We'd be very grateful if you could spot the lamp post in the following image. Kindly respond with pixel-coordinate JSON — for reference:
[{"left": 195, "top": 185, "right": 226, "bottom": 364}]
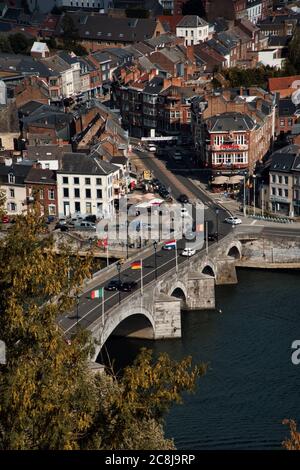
[
  {"left": 116, "top": 261, "right": 122, "bottom": 304},
  {"left": 261, "top": 180, "right": 264, "bottom": 217},
  {"left": 243, "top": 175, "right": 246, "bottom": 217},
  {"left": 215, "top": 207, "right": 219, "bottom": 243},
  {"left": 126, "top": 220, "right": 129, "bottom": 259},
  {"left": 76, "top": 295, "right": 80, "bottom": 327},
  {"left": 253, "top": 175, "right": 256, "bottom": 216},
  {"left": 153, "top": 240, "right": 158, "bottom": 280}
]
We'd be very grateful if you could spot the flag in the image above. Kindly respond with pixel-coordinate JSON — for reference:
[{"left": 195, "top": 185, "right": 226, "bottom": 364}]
[
  {"left": 91, "top": 288, "right": 103, "bottom": 299},
  {"left": 131, "top": 261, "right": 142, "bottom": 270},
  {"left": 164, "top": 240, "right": 176, "bottom": 248},
  {"left": 196, "top": 224, "right": 204, "bottom": 232}
]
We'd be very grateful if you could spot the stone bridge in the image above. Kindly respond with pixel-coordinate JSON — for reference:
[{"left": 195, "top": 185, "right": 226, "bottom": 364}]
[{"left": 89, "top": 233, "right": 243, "bottom": 361}]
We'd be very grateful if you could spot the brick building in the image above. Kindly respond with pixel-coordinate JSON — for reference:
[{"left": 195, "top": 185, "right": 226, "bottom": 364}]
[
  {"left": 25, "top": 167, "right": 58, "bottom": 217},
  {"left": 191, "top": 87, "right": 276, "bottom": 173}
]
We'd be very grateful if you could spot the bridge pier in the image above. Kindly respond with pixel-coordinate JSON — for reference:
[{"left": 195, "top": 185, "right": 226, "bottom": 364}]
[
  {"left": 215, "top": 259, "right": 237, "bottom": 285},
  {"left": 153, "top": 295, "right": 182, "bottom": 339},
  {"left": 185, "top": 273, "right": 215, "bottom": 310}
]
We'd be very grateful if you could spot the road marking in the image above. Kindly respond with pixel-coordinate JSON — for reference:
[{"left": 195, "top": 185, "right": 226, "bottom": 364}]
[{"left": 250, "top": 220, "right": 257, "bottom": 225}]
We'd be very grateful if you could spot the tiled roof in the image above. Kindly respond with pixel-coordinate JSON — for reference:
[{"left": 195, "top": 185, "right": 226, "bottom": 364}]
[
  {"left": 268, "top": 75, "right": 300, "bottom": 92},
  {"left": 177, "top": 15, "right": 208, "bottom": 28}
]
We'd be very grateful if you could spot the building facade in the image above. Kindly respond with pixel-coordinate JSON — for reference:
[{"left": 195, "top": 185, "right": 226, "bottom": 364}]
[{"left": 176, "top": 16, "right": 209, "bottom": 46}]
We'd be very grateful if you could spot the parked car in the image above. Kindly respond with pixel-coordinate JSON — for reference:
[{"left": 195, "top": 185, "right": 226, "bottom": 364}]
[
  {"left": 120, "top": 280, "right": 138, "bottom": 292},
  {"left": 105, "top": 279, "right": 123, "bottom": 291},
  {"left": 178, "top": 194, "right": 189, "bottom": 204},
  {"left": 146, "top": 144, "right": 157, "bottom": 152},
  {"left": 1, "top": 215, "right": 9, "bottom": 224},
  {"left": 60, "top": 225, "right": 69, "bottom": 232},
  {"left": 181, "top": 247, "right": 196, "bottom": 257},
  {"left": 208, "top": 232, "right": 218, "bottom": 241},
  {"left": 173, "top": 151, "right": 183, "bottom": 161},
  {"left": 224, "top": 216, "right": 242, "bottom": 225},
  {"left": 85, "top": 214, "right": 97, "bottom": 223},
  {"left": 75, "top": 221, "right": 96, "bottom": 230}
]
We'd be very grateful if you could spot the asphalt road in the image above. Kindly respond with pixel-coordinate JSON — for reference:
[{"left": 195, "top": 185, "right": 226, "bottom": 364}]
[{"left": 59, "top": 149, "right": 235, "bottom": 336}]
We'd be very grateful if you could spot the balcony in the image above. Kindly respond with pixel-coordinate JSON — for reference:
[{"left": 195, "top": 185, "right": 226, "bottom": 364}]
[{"left": 210, "top": 143, "right": 248, "bottom": 151}]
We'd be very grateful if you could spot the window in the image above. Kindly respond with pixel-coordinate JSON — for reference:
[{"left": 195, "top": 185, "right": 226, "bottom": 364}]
[
  {"left": 48, "top": 204, "right": 56, "bottom": 215},
  {"left": 284, "top": 189, "right": 288, "bottom": 198},
  {"left": 86, "top": 202, "right": 92, "bottom": 214},
  {"left": 9, "top": 189, "right": 15, "bottom": 198},
  {"left": 8, "top": 202, "right": 16, "bottom": 212},
  {"left": 272, "top": 174, "right": 276, "bottom": 183},
  {"left": 48, "top": 189, "right": 55, "bottom": 200},
  {"left": 284, "top": 176, "right": 288, "bottom": 185},
  {"left": 278, "top": 188, "right": 282, "bottom": 196},
  {"left": 278, "top": 176, "right": 282, "bottom": 184},
  {"left": 96, "top": 178, "right": 102, "bottom": 185},
  {"left": 75, "top": 201, "right": 81, "bottom": 213},
  {"left": 39, "top": 189, "right": 44, "bottom": 200},
  {"left": 63, "top": 177, "right": 68, "bottom": 184},
  {"left": 288, "top": 118, "right": 293, "bottom": 127},
  {"left": 280, "top": 119, "right": 285, "bottom": 127},
  {"left": 74, "top": 188, "right": 80, "bottom": 198},
  {"left": 85, "top": 188, "right": 91, "bottom": 198},
  {"left": 8, "top": 173, "right": 15, "bottom": 184},
  {"left": 272, "top": 187, "right": 276, "bottom": 195},
  {"left": 85, "top": 177, "right": 91, "bottom": 185},
  {"left": 97, "top": 189, "right": 102, "bottom": 199},
  {"left": 63, "top": 188, "right": 69, "bottom": 198},
  {"left": 74, "top": 177, "right": 79, "bottom": 185}
]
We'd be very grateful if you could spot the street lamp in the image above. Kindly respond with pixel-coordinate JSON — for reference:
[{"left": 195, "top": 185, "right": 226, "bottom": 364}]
[
  {"left": 116, "top": 261, "right": 122, "bottom": 304},
  {"left": 253, "top": 175, "right": 256, "bottom": 216},
  {"left": 215, "top": 207, "right": 219, "bottom": 243},
  {"left": 126, "top": 220, "right": 129, "bottom": 259},
  {"left": 153, "top": 240, "right": 158, "bottom": 280}
]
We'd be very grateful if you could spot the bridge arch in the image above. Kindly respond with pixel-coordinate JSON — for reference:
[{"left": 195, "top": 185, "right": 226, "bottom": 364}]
[
  {"left": 226, "top": 241, "right": 242, "bottom": 259},
  {"left": 168, "top": 281, "right": 188, "bottom": 302},
  {"left": 92, "top": 305, "right": 155, "bottom": 361},
  {"left": 201, "top": 260, "right": 216, "bottom": 277}
]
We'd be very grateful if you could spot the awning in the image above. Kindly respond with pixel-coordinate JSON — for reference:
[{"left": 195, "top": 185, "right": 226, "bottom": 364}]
[
  {"left": 211, "top": 176, "right": 229, "bottom": 185},
  {"left": 228, "top": 175, "right": 244, "bottom": 184}
]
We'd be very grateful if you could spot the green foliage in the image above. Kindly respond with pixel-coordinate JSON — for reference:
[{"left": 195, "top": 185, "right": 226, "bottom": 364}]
[
  {"left": 282, "top": 419, "right": 300, "bottom": 450},
  {"left": 0, "top": 212, "right": 207, "bottom": 450},
  {"left": 0, "top": 35, "right": 12, "bottom": 53},
  {"left": 71, "top": 43, "right": 88, "bottom": 56},
  {"left": 223, "top": 66, "right": 284, "bottom": 89},
  {"left": 286, "top": 29, "right": 300, "bottom": 74},
  {"left": 8, "top": 33, "right": 33, "bottom": 55},
  {"left": 62, "top": 14, "right": 78, "bottom": 41},
  {"left": 82, "top": 348, "right": 207, "bottom": 450}
]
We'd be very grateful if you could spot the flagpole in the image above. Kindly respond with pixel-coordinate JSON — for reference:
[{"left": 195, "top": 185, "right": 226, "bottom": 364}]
[
  {"left": 106, "top": 239, "right": 109, "bottom": 267},
  {"left": 140, "top": 259, "right": 143, "bottom": 310},
  {"left": 175, "top": 240, "right": 178, "bottom": 274},
  {"left": 102, "top": 288, "right": 105, "bottom": 327}
]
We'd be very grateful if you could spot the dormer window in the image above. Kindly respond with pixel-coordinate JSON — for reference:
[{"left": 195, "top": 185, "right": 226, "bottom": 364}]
[{"left": 8, "top": 173, "right": 15, "bottom": 184}]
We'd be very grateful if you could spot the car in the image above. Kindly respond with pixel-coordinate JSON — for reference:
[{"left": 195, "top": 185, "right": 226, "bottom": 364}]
[
  {"left": 208, "top": 232, "right": 218, "bottom": 241},
  {"left": 85, "top": 214, "right": 97, "bottom": 223},
  {"left": 178, "top": 194, "right": 189, "bottom": 204},
  {"left": 1, "top": 215, "right": 9, "bottom": 224},
  {"left": 105, "top": 279, "right": 123, "bottom": 291},
  {"left": 181, "top": 247, "right": 196, "bottom": 257},
  {"left": 55, "top": 222, "right": 66, "bottom": 230},
  {"left": 224, "top": 216, "right": 242, "bottom": 225},
  {"left": 146, "top": 144, "right": 157, "bottom": 152},
  {"left": 60, "top": 225, "right": 69, "bottom": 232},
  {"left": 159, "top": 190, "right": 170, "bottom": 199},
  {"left": 162, "top": 243, "right": 176, "bottom": 251},
  {"left": 120, "top": 280, "right": 138, "bottom": 292},
  {"left": 180, "top": 207, "right": 192, "bottom": 218},
  {"left": 75, "top": 221, "right": 96, "bottom": 230},
  {"left": 183, "top": 229, "right": 195, "bottom": 240},
  {"left": 173, "top": 152, "right": 183, "bottom": 161}
]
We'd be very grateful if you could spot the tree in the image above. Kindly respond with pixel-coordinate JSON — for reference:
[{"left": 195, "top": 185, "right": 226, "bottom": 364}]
[
  {"left": 81, "top": 349, "right": 207, "bottom": 450},
  {"left": 0, "top": 211, "right": 206, "bottom": 450},
  {"left": 62, "top": 14, "right": 78, "bottom": 42},
  {"left": 8, "top": 33, "right": 32, "bottom": 55},
  {"left": 0, "top": 35, "right": 12, "bottom": 53},
  {"left": 282, "top": 420, "right": 300, "bottom": 450},
  {"left": 0, "top": 211, "right": 95, "bottom": 449},
  {"left": 286, "top": 29, "right": 300, "bottom": 74}
]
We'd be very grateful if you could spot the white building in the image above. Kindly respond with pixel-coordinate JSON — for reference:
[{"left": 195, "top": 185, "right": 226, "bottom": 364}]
[
  {"left": 42, "top": 53, "right": 81, "bottom": 99},
  {"left": 0, "top": 80, "right": 7, "bottom": 105},
  {"left": 0, "top": 160, "right": 32, "bottom": 215},
  {"left": 176, "top": 15, "right": 209, "bottom": 46},
  {"left": 31, "top": 42, "right": 50, "bottom": 59},
  {"left": 56, "top": 152, "right": 119, "bottom": 218},
  {"left": 246, "top": 0, "right": 263, "bottom": 24},
  {"left": 56, "top": 0, "right": 112, "bottom": 11},
  {"left": 257, "top": 49, "right": 285, "bottom": 69}
]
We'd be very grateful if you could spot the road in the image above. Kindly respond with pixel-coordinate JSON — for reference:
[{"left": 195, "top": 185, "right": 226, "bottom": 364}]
[{"left": 58, "top": 148, "right": 245, "bottom": 337}]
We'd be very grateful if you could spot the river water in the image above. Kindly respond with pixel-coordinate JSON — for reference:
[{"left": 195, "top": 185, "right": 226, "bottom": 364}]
[{"left": 104, "top": 269, "right": 300, "bottom": 450}]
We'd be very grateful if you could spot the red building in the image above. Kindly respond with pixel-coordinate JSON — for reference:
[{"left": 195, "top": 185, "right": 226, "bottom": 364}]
[{"left": 25, "top": 167, "right": 58, "bottom": 217}]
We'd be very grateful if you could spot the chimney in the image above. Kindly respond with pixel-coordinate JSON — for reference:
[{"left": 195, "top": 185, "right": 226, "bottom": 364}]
[
  {"left": 240, "top": 86, "right": 244, "bottom": 96},
  {"left": 186, "top": 45, "right": 195, "bottom": 63}
]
